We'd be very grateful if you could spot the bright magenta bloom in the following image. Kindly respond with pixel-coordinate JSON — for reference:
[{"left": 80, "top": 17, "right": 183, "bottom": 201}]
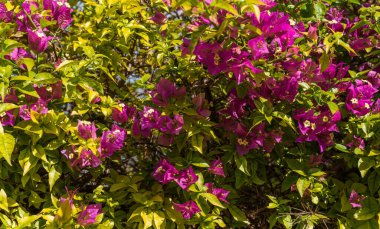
[
  {"left": 72, "top": 149, "right": 101, "bottom": 168},
  {"left": 346, "top": 80, "right": 378, "bottom": 117},
  {"left": 205, "top": 183, "right": 230, "bottom": 203},
  {"left": 173, "top": 201, "right": 200, "bottom": 219},
  {"left": 99, "top": 124, "right": 126, "bottom": 157},
  {"left": 208, "top": 158, "right": 225, "bottom": 177},
  {"left": 349, "top": 190, "right": 365, "bottom": 208},
  {"left": 34, "top": 81, "right": 63, "bottom": 101},
  {"left": 112, "top": 103, "right": 136, "bottom": 123},
  {"left": 0, "top": 3, "right": 13, "bottom": 22},
  {"left": 78, "top": 204, "right": 102, "bottom": 226},
  {"left": 77, "top": 121, "right": 97, "bottom": 140},
  {"left": 151, "top": 78, "right": 186, "bottom": 107},
  {"left": 27, "top": 28, "right": 53, "bottom": 53},
  {"left": 151, "top": 12, "right": 166, "bottom": 25},
  {"left": 43, "top": 0, "right": 73, "bottom": 29},
  {"left": 174, "top": 166, "right": 198, "bottom": 190},
  {"left": 152, "top": 159, "right": 179, "bottom": 184},
  {"left": 5, "top": 48, "right": 33, "bottom": 69}
]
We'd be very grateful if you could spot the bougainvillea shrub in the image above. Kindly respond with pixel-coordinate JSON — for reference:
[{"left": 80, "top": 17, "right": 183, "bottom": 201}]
[{"left": 0, "top": 0, "right": 379, "bottom": 228}]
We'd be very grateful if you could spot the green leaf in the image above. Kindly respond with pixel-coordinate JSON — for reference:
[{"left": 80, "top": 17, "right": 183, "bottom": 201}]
[
  {"left": 32, "top": 145, "right": 48, "bottom": 162},
  {"left": 368, "top": 170, "right": 380, "bottom": 195},
  {"left": 200, "top": 193, "right": 225, "bottom": 208},
  {"left": 235, "top": 155, "right": 250, "bottom": 176},
  {"left": 314, "top": 2, "right": 326, "bottom": 19},
  {"left": 48, "top": 165, "right": 62, "bottom": 191},
  {"left": 319, "top": 51, "right": 330, "bottom": 72},
  {"left": 191, "top": 157, "right": 209, "bottom": 168},
  {"left": 0, "top": 133, "right": 15, "bottom": 165},
  {"left": 110, "top": 183, "right": 128, "bottom": 192},
  {"left": 0, "top": 189, "right": 8, "bottom": 213},
  {"left": 268, "top": 214, "right": 278, "bottom": 229},
  {"left": 211, "top": 0, "right": 239, "bottom": 16},
  {"left": 15, "top": 215, "right": 41, "bottom": 229},
  {"left": 337, "top": 39, "right": 356, "bottom": 55},
  {"left": 327, "top": 101, "right": 339, "bottom": 114},
  {"left": 334, "top": 144, "right": 349, "bottom": 153},
  {"left": 0, "top": 103, "right": 18, "bottom": 114},
  {"left": 228, "top": 205, "right": 248, "bottom": 224},
  {"left": 83, "top": 46, "right": 95, "bottom": 58},
  {"left": 97, "top": 219, "right": 115, "bottom": 229},
  {"left": 354, "top": 197, "right": 379, "bottom": 221},
  {"left": 191, "top": 134, "right": 204, "bottom": 154},
  {"left": 296, "top": 178, "right": 310, "bottom": 197},
  {"left": 141, "top": 210, "right": 153, "bottom": 229},
  {"left": 358, "top": 158, "right": 375, "bottom": 177},
  {"left": 279, "top": 215, "right": 292, "bottom": 229},
  {"left": 21, "top": 58, "right": 35, "bottom": 72},
  {"left": 285, "top": 159, "right": 306, "bottom": 176},
  {"left": 153, "top": 211, "right": 166, "bottom": 229}
]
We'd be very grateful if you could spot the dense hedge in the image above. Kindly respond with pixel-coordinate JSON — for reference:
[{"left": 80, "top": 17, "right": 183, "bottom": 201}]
[{"left": 0, "top": 0, "right": 379, "bottom": 228}]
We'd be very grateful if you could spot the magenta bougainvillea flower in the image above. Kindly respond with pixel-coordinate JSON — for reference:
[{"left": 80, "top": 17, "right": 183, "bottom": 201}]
[
  {"left": 16, "top": 1, "right": 41, "bottom": 31},
  {"left": 77, "top": 120, "right": 97, "bottom": 140},
  {"left": 294, "top": 108, "right": 341, "bottom": 152},
  {"left": 152, "top": 159, "right": 179, "bottom": 184},
  {"left": 111, "top": 103, "right": 136, "bottom": 123},
  {"left": 319, "top": 63, "right": 349, "bottom": 90},
  {"left": 158, "top": 114, "right": 184, "bottom": 135},
  {"left": 27, "top": 28, "right": 53, "bottom": 53},
  {"left": 78, "top": 204, "right": 102, "bottom": 226},
  {"left": 248, "top": 36, "right": 269, "bottom": 59},
  {"left": 99, "top": 124, "right": 126, "bottom": 157},
  {"left": 326, "top": 8, "right": 345, "bottom": 32},
  {"left": 4, "top": 90, "right": 18, "bottom": 104},
  {"left": 151, "top": 12, "right": 166, "bottom": 25},
  {"left": 19, "top": 105, "right": 31, "bottom": 121},
  {"left": 193, "top": 42, "right": 232, "bottom": 75},
  {"left": 235, "top": 124, "right": 258, "bottom": 156},
  {"left": 173, "top": 201, "right": 200, "bottom": 219},
  {"left": 151, "top": 78, "right": 186, "bottom": 107},
  {"left": 208, "top": 158, "right": 225, "bottom": 177},
  {"left": 30, "top": 99, "right": 49, "bottom": 115},
  {"left": 258, "top": 0, "right": 277, "bottom": 10},
  {"left": 222, "top": 92, "right": 248, "bottom": 119},
  {"left": 140, "top": 106, "right": 160, "bottom": 130},
  {"left": 33, "top": 81, "right": 63, "bottom": 101},
  {"left": 259, "top": 77, "right": 299, "bottom": 103},
  {"left": 162, "top": 0, "right": 171, "bottom": 7},
  {"left": 0, "top": 111, "right": 16, "bottom": 127},
  {"left": 61, "top": 145, "right": 77, "bottom": 165},
  {"left": 132, "top": 106, "right": 161, "bottom": 138},
  {"left": 174, "top": 166, "right": 198, "bottom": 190},
  {"left": 349, "top": 190, "right": 365, "bottom": 208},
  {"left": 346, "top": 80, "right": 378, "bottom": 116},
  {"left": 205, "top": 183, "right": 230, "bottom": 203},
  {"left": 72, "top": 149, "right": 101, "bottom": 168},
  {"left": 0, "top": 3, "right": 13, "bottom": 22},
  {"left": 192, "top": 94, "right": 211, "bottom": 117},
  {"left": 272, "top": 77, "right": 299, "bottom": 103},
  {"left": 347, "top": 136, "right": 365, "bottom": 149},
  {"left": 229, "top": 59, "right": 263, "bottom": 85},
  {"left": 43, "top": 0, "right": 73, "bottom": 29},
  {"left": 5, "top": 48, "right": 33, "bottom": 69}
]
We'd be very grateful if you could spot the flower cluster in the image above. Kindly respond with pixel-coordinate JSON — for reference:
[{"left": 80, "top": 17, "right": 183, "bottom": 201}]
[
  {"left": 231, "top": 123, "right": 283, "bottom": 155},
  {"left": 1, "top": 0, "right": 73, "bottom": 54},
  {"left": 153, "top": 158, "right": 229, "bottom": 219},
  {"left": 294, "top": 108, "right": 341, "bottom": 152},
  {"left": 61, "top": 121, "right": 126, "bottom": 168}
]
